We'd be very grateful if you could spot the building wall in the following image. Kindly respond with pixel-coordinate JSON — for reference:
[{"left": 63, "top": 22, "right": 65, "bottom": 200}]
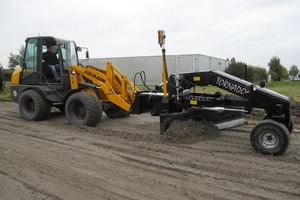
[{"left": 81, "top": 54, "right": 228, "bottom": 85}]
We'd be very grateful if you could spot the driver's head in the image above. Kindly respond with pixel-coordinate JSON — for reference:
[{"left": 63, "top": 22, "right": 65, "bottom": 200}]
[{"left": 47, "top": 45, "right": 57, "bottom": 53}]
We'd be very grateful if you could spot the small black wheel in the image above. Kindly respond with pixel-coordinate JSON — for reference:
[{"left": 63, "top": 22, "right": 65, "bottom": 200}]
[
  {"left": 264, "top": 115, "right": 294, "bottom": 134},
  {"left": 65, "top": 92, "right": 102, "bottom": 126},
  {"left": 104, "top": 104, "right": 130, "bottom": 118},
  {"left": 250, "top": 119, "right": 290, "bottom": 156},
  {"left": 18, "top": 89, "right": 51, "bottom": 121}
]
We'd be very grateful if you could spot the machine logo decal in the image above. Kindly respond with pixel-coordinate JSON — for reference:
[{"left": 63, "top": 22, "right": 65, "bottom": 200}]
[
  {"left": 216, "top": 77, "right": 249, "bottom": 95},
  {"left": 85, "top": 70, "right": 106, "bottom": 83}
]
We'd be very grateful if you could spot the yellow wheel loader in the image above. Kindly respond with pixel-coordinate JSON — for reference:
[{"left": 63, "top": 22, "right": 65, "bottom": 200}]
[{"left": 10, "top": 36, "right": 138, "bottom": 126}]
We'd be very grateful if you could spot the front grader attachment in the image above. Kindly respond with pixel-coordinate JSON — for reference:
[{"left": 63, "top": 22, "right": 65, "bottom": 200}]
[
  {"left": 131, "top": 69, "right": 293, "bottom": 156},
  {"left": 130, "top": 30, "right": 293, "bottom": 156}
]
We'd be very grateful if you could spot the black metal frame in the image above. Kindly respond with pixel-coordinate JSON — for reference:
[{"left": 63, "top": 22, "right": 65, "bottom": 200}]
[{"left": 131, "top": 70, "right": 292, "bottom": 132}]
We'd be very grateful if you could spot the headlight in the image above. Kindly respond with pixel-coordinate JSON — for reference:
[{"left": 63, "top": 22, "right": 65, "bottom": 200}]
[{"left": 71, "top": 69, "right": 76, "bottom": 75}]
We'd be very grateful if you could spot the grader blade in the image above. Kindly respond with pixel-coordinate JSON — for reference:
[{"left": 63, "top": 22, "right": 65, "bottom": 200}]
[{"left": 159, "top": 109, "right": 245, "bottom": 134}]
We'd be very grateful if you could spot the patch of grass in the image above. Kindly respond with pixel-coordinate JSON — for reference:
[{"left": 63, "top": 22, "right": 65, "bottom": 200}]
[
  {"left": 0, "top": 82, "right": 12, "bottom": 101},
  {"left": 267, "top": 81, "right": 300, "bottom": 101},
  {"left": 268, "top": 81, "right": 300, "bottom": 87}
]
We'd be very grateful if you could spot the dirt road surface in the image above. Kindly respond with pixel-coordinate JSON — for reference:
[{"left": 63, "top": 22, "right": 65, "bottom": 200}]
[{"left": 0, "top": 102, "right": 299, "bottom": 200}]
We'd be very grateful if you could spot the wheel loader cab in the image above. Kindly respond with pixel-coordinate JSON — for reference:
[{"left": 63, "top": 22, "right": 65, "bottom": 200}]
[
  {"left": 20, "top": 36, "right": 78, "bottom": 85},
  {"left": 10, "top": 36, "right": 81, "bottom": 104}
]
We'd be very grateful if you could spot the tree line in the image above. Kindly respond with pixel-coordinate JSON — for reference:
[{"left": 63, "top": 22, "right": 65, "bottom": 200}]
[
  {"left": 225, "top": 56, "right": 299, "bottom": 83},
  {"left": 6, "top": 45, "right": 300, "bottom": 83}
]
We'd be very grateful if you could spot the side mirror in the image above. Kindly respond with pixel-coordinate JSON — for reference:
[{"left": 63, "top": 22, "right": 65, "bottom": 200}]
[{"left": 77, "top": 46, "right": 89, "bottom": 59}]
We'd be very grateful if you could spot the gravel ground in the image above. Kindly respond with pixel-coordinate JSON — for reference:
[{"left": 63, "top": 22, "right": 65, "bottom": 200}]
[{"left": 0, "top": 102, "right": 299, "bottom": 200}]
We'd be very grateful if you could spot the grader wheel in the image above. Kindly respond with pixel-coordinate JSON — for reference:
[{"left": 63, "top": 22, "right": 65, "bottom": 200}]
[{"left": 250, "top": 119, "right": 290, "bottom": 156}]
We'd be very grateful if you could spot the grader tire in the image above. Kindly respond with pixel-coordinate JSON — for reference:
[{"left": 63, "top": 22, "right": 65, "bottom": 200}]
[
  {"left": 250, "top": 119, "right": 290, "bottom": 156},
  {"left": 65, "top": 92, "right": 102, "bottom": 127},
  {"left": 18, "top": 89, "right": 51, "bottom": 121}
]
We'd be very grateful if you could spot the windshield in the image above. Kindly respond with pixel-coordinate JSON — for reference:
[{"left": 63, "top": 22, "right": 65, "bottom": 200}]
[{"left": 60, "top": 41, "right": 78, "bottom": 70}]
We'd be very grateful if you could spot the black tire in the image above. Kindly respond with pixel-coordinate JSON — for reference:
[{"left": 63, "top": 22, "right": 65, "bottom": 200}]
[
  {"left": 264, "top": 115, "right": 294, "bottom": 134},
  {"left": 287, "top": 117, "right": 295, "bottom": 134},
  {"left": 18, "top": 89, "right": 51, "bottom": 121},
  {"left": 65, "top": 92, "right": 102, "bottom": 126},
  {"left": 104, "top": 104, "right": 130, "bottom": 118},
  {"left": 250, "top": 119, "right": 290, "bottom": 156}
]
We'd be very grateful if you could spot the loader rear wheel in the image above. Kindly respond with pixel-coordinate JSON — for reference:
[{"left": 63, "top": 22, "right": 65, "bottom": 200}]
[
  {"left": 65, "top": 92, "right": 102, "bottom": 126},
  {"left": 104, "top": 105, "right": 130, "bottom": 118},
  {"left": 19, "top": 89, "right": 51, "bottom": 121},
  {"left": 250, "top": 119, "right": 290, "bottom": 156}
]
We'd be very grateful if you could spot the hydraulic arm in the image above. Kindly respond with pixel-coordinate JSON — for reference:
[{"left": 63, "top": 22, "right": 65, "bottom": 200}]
[{"left": 69, "top": 62, "right": 139, "bottom": 112}]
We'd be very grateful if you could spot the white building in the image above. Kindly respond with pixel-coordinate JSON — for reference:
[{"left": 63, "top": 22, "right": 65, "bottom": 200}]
[{"left": 81, "top": 54, "right": 229, "bottom": 85}]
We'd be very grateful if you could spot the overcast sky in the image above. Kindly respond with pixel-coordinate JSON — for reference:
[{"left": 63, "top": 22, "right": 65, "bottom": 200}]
[{"left": 1, "top": 0, "right": 299, "bottom": 70}]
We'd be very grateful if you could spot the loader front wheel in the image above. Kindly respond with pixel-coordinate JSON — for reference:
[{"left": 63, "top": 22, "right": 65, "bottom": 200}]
[
  {"left": 250, "top": 119, "right": 290, "bottom": 156},
  {"left": 65, "top": 92, "right": 102, "bottom": 126},
  {"left": 19, "top": 89, "right": 51, "bottom": 121}
]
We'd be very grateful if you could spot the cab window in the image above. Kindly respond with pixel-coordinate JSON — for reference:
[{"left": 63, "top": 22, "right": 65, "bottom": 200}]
[
  {"left": 23, "top": 38, "right": 38, "bottom": 77},
  {"left": 60, "top": 42, "right": 78, "bottom": 70}
]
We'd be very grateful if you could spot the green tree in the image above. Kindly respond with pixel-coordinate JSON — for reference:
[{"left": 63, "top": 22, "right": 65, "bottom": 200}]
[
  {"left": 8, "top": 45, "right": 25, "bottom": 70},
  {"left": 268, "top": 56, "right": 285, "bottom": 81},
  {"left": 225, "top": 58, "right": 248, "bottom": 79},
  {"left": 281, "top": 66, "right": 289, "bottom": 80},
  {"left": 225, "top": 57, "right": 267, "bottom": 83},
  {"left": 251, "top": 67, "right": 268, "bottom": 83},
  {"left": 269, "top": 70, "right": 278, "bottom": 82},
  {"left": 289, "top": 65, "right": 299, "bottom": 80}
]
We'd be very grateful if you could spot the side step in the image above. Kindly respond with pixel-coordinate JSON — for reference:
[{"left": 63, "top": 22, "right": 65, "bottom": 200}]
[{"left": 159, "top": 109, "right": 245, "bottom": 134}]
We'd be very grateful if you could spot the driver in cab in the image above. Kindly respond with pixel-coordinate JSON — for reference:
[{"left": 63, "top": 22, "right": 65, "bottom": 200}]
[{"left": 43, "top": 45, "right": 60, "bottom": 82}]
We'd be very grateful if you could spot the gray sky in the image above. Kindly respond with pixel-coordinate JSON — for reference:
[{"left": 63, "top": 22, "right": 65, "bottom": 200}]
[{"left": 1, "top": 0, "right": 299, "bottom": 70}]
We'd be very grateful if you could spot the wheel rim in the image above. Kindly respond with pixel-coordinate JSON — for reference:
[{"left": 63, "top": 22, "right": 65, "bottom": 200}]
[
  {"left": 72, "top": 102, "right": 86, "bottom": 121},
  {"left": 259, "top": 131, "right": 279, "bottom": 149},
  {"left": 23, "top": 98, "right": 35, "bottom": 115}
]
